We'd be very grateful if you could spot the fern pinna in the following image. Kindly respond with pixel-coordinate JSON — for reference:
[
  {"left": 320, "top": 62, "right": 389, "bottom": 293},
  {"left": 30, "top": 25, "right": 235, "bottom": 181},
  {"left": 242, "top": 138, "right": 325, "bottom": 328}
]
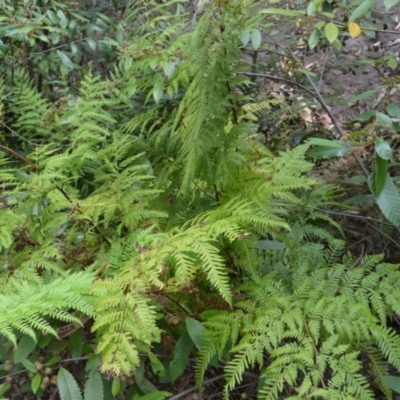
[{"left": 197, "top": 239, "right": 400, "bottom": 399}]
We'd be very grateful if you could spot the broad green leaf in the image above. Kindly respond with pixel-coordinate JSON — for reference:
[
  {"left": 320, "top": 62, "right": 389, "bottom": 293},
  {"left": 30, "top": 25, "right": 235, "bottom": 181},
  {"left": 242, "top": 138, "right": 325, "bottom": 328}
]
[
  {"left": 111, "top": 379, "right": 120, "bottom": 397},
  {"left": 307, "top": 1, "right": 317, "bottom": 15},
  {"left": 148, "top": 352, "right": 164, "bottom": 375},
  {"left": 84, "top": 370, "right": 103, "bottom": 400},
  {"left": 382, "top": 376, "right": 400, "bottom": 392},
  {"left": 14, "top": 335, "right": 36, "bottom": 363},
  {"left": 307, "top": 146, "right": 352, "bottom": 159},
  {"left": 386, "top": 103, "right": 400, "bottom": 118},
  {"left": 308, "top": 138, "right": 351, "bottom": 148},
  {"left": 46, "top": 356, "right": 62, "bottom": 366},
  {"left": 383, "top": 0, "right": 399, "bottom": 10},
  {"left": 252, "top": 29, "right": 262, "bottom": 50},
  {"left": 56, "top": 51, "right": 75, "bottom": 69},
  {"left": 0, "top": 384, "right": 11, "bottom": 397},
  {"left": 240, "top": 31, "right": 251, "bottom": 46},
  {"left": 325, "top": 22, "right": 339, "bottom": 43},
  {"left": 308, "top": 29, "right": 320, "bottom": 50},
  {"left": 57, "top": 10, "right": 68, "bottom": 29},
  {"left": 375, "top": 112, "right": 393, "bottom": 130},
  {"left": 169, "top": 331, "right": 193, "bottom": 382},
  {"left": 87, "top": 38, "right": 96, "bottom": 51},
  {"left": 186, "top": 317, "right": 206, "bottom": 350},
  {"left": 387, "top": 56, "right": 398, "bottom": 70},
  {"left": 85, "top": 354, "right": 101, "bottom": 371},
  {"left": 20, "top": 358, "right": 37, "bottom": 372},
  {"left": 138, "top": 392, "right": 171, "bottom": 400},
  {"left": 58, "top": 367, "right": 83, "bottom": 400},
  {"left": 369, "top": 173, "right": 400, "bottom": 226},
  {"left": 349, "top": 0, "right": 376, "bottom": 22},
  {"left": 375, "top": 137, "right": 392, "bottom": 160},
  {"left": 163, "top": 61, "right": 175, "bottom": 79},
  {"left": 374, "top": 156, "right": 388, "bottom": 196},
  {"left": 260, "top": 8, "right": 304, "bottom": 16},
  {"left": 68, "top": 330, "right": 83, "bottom": 359},
  {"left": 136, "top": 376, "right": 158, "bottom": 394},
  {"left": 31, "top": 374, "right": 41, "bottom": 394},
  {"left": 332, "top": 39, "right": 342, "bottom": 50}
]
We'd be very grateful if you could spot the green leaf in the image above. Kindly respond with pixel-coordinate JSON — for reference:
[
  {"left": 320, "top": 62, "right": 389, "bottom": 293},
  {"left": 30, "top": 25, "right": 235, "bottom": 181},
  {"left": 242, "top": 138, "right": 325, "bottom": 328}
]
[
  {"left": 375, "top": 112, "right": 393, "bottom": 131},
  {"left": 260, "top": 8, "right": 304, "bottom": 16},
  {"left": 111, "top": 379, "right": 120, "bottom": 397},
  {"left": 349, "top": 0, "right": 376, "bottom": 22},
  {"left": 375, "top": 137, "right": 392, "bottom": 160},
  {"left": 383, "top": 0, "right": 399, "bottom": 10},
  {"left": 14, "top": 335, "right": 36, "bottom": 363},
  {"left": 56, "top": 51, "right": 75, "bottom": 69},
  {"left": 20, "top": 358, "right": 37, "bottom": 373},
  {"left": 325, "top": 22, "right": 339, "bottom": 43},
  {"left": 46, "top": 356, "right": 62, "bottom": 366},
  {"left": 84, "top": 370, "right": 103, "bottom": 400},
  {"left": 31, "top": 374, "right": 42, "bottom": 394},
  {"left": 85, "top": 355, "right": 101, "bottom": 371},
  {"left": 369, "top": 173, "right": 400, "bottom": 225},
  {"left": 251, "top": 29, "right": 262, "bottom": 50},
  {"left": 386, "top": 103, "right": 400, "bottom": 118},
  {"left": 87, "top": 38, "right": 96, "bottom": 51},
  {"left": 169, "top": 331, "right": 193, "bottom": 382},
  {"left": 68, "top": 330, "right": 83, "bottom": 359},
  {"left": 163, "top": 61, "right": 175, "bottom": 79},
  {"left": 185, "top": 318, "right": 206, "bottom": 350},
  {"left": 0, "top": 383, "right": 11, "bottom": 397},
  {"left": 374, "top": 156, "right": 388, "bottom": 196},
  {"left": 148, "top": 352, "right": 164, "bottom": 375},
  {"left": 382, "top": 375, "right": 400, "bottom": 392},
  {"left": 58, "top": 367, "right": 83, "bottom": 400},
  {"left": 138, "top": 392, "right": 171, "bottom": 400},
  {"left": 307, "top": 146, "right": 352, "bottom": 159},
  {"left": 339, "top": 89, "right": 380, "bottom": 104},
  {"left": 308, "top": 29, "right": 320, "bottom": 50},
  {"left": 57, "top": 10, "right": 69, "bottom": 29},
  {"left": 387, "top": 55, "right": 398, "bottom": 70},
  {"left": 240, "top": 31, "right": 251, "bottom": 46}
]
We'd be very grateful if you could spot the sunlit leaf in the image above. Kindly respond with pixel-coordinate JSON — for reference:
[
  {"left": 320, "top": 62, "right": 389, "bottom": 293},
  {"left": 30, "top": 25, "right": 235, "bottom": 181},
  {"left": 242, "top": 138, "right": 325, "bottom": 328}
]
[
  {"left": 58, "top": 368, "right": 83, "bottom": 400},
  {"left": 325, "top": 22, "right": 339, "bottom": 43}
]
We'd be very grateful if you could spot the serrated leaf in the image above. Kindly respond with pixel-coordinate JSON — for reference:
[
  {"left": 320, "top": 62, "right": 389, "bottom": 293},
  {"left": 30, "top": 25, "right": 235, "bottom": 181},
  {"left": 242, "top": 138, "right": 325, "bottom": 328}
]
[
  {"left": 31, "top": 374, "right": 41, "bottom": 394},
  {"left": 383, "top": 0, "right": 399, "bottom": 10},
  {"left": 374, "top": 156, "right": 388, "bottom": 196},
  {"left": 251, "top": 29, "right": 262, "bottom": 50},
  {"left": 375, "top": 137, "right": 392, "bottom": 160},
  {"left": 14, "top": 335, "right": 36, "bottom": 363},
  {"left": 186, "top": 318, "right": 206, "bottom": 350},
  {"left": 325, "top": 22, "right": 339, "bottom": 43},
  {"left": 308, "top": 29, "right": 320, "bottom": 50},
  {"left": 84, "top": 370, "right": 103, "bottom": 400},
  {"left": 349, "top": 0, "right": 376, "bottom": 22},
  {"left": 349, "top": 22, "right": 362, "bottom": 38},
  {"left": 169, "top": 331, "right": 193, "bottom": 382},
  {"left": 369, "top": 173, "right": 400, "bottom": 226},
  {"left": 68, "top": 330, "right": 83, "bottom": 359},
  {"left": 58, "top": 367, "right": 83, "bottom": 400}
]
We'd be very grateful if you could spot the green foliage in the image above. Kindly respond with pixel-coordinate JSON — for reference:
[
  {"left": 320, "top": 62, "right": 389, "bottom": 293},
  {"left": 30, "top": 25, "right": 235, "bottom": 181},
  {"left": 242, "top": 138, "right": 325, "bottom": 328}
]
[
  {"left": 197, "top": 240, "right": 400, "bottom": 399},
  {"left": 1, "top": 0, "right": 400, "bottom": 398}
]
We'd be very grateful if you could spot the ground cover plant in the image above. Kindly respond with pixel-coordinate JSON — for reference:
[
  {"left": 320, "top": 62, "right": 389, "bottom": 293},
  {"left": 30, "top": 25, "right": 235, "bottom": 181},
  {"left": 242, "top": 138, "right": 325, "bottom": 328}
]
[{"left": 2, "top": 0, "right": 400, "bottom": 399}]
